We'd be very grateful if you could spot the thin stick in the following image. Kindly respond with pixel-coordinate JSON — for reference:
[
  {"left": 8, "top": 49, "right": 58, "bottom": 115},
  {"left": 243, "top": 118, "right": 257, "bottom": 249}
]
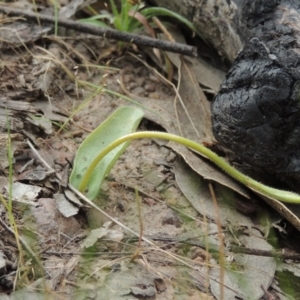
[
  {"left": 26, "top": 139, "right": 56, "bottom": 174},
  {"left": 209, "top": 183, "right": 224, "bottom": 300},
  {"left": 147, "top": 236, "right": 300, "bottom": 260},
  {"left": 68, "top": 184, "right": 155, "bottom": 246},
  {"left": 0, "top": 217, "right": 51, "bottom": 278},
  {"left": 0, "top": 6, "right": 198, "bottom": 57},
  {"left": 135, "top": 188, "right": 143, "bottom": 249}
]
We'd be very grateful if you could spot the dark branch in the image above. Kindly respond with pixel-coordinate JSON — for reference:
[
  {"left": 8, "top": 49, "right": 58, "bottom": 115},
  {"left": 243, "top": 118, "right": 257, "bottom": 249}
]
[
  {"left": 146, "top": 235, "right": 300, "bottom": 260},
  {"left": 230, "top": 246, "right": 300, "bottom": 261},
  {"left": 0, "top": 6, "right": 198, "bottom": 57}
]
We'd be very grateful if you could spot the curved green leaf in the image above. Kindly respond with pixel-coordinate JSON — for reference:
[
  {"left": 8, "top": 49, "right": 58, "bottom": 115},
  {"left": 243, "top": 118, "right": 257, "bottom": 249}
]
[
  {"left": 141, "top": 7, "right": 204, "bottom": 39},
  {"left": 69, "top": 106, "right": 144, "bottom": 200},
  {"left": 80, "top": 131, "right": 300, "bottom": 204},
  {"left": 79, "top": 18, "right": 110, "bottom": 28}
]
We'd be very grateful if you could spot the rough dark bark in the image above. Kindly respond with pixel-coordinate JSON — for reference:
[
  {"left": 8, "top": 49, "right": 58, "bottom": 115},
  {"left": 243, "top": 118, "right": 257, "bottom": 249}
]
[{"left": 211, "top": 1, "right": 300, "bottom": 190}]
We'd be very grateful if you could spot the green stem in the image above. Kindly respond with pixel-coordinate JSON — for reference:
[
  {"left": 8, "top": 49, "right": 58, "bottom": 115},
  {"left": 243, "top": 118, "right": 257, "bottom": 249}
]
[{"left": 78, "top": 132, "right": 300, "bottom": 204}]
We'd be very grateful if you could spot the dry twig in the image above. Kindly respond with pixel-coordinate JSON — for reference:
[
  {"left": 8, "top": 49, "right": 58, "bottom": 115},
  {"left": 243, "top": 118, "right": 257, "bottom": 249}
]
[{"left": 0, "top": 6, "right": 198, "bottom": 57}]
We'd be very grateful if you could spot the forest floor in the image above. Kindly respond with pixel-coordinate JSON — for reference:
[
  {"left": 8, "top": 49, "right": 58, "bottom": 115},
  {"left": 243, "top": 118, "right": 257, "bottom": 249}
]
[{"left": 0, "top": 1, "right": 299, "bottom": 299}]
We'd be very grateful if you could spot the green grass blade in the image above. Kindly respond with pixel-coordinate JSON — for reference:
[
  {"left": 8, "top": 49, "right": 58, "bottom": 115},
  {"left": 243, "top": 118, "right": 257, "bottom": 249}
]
[
  {"left": 69, "top": 106, "right": 144, "bottom": 200},
  {"left": 141, "top": 7, "right": 204, "bottom": 39},
  {"left": 79, "top": 18, "right": 110, "bottom": 28},
  {"left": 80, "top": 14, "right": 112, "bottom": 21},
  {"left": 109, "top": 0, "right": 121, "bottom": 30},
  {"left": 109, "top": 0, "right": 119, "bottom": 17}
]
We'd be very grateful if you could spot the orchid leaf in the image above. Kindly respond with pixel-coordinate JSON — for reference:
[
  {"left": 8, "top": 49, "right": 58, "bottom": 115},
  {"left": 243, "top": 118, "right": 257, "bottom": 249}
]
[{"left": 69, "top": 106, "right": 144, "bottom": 200}]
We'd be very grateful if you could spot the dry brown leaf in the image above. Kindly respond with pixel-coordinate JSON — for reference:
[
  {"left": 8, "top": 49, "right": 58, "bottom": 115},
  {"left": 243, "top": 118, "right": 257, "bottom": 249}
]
[
  {"left": 175, "top": 57, "right": 213, "bottom": 142},
  {"left": 158, "top": 29, "right": 226, "bottom": 92},
  {"left": 120, "top": 67, "right": 249, "bottom": 198}
]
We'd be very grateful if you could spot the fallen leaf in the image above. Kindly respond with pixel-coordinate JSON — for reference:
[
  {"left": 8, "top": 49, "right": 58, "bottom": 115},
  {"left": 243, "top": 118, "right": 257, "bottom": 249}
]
[
  {"left": 173, "top": 158, "right": 276, "bottom": 299},
  {"left": 210, "top": 228, "right": 276, "bottom": 300},
  {"left": 54, "top": 193, "right": 79, "bottom": 217},
  {"left": 81, "top": 226, "right": 123, "bottom": 249},
  {"left": 120, "top": 74, "right": 249, "bottom": 197},
  {"left": 160, "top": 28, "right": 225, "bottom": 92},
  {"left": 173, "top": 158, "right": 251, "bottom": 226},
  {"left": 10, "top": 182, "right": 42, "bottom": 205}
]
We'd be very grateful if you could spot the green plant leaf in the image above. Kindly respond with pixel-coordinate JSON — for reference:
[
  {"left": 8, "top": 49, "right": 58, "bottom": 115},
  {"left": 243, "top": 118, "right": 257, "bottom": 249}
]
[
  {"left": 79, "top": 18, "right": 110, "bottom": 28},
  {"left": 69, "top": 106, "right": 144, "bottom": 200},
  {"left": 81, "top": 131, "right": 300, "bottom": 204},
  {"left": 109, "top": 0, "right": 119, "bottom": 18},
  {"left": 79, "top": 14, "right": 112, "bottom": 28},
  {"left": 141, "top": 7, "right": 204, "bottom": 39}
]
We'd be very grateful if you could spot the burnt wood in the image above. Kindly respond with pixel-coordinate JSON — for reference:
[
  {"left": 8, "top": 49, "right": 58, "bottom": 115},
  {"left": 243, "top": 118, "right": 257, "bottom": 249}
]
[
  {"left": 151, "top": 0, "right": 300, "bottom": 189},
  {"left": 212, "top": 1, "right": 300, "bottom": 189},
  {"left": 150, "top": 0, "right": 300, "bottom": 227}
]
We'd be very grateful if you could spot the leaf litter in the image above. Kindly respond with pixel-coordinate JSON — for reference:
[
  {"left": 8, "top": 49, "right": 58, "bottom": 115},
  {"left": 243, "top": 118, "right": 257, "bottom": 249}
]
[{"left": 0, "top": 1, "right": 297, "bottom": 299}]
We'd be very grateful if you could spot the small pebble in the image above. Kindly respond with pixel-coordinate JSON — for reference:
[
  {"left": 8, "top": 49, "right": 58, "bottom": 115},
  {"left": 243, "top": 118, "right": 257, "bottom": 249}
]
[
  {"left": 162, "top": 210, "right": 181, "bottom": 228},
  {"left": 144, "top": 83, "right": 156, "bottom": 92}
]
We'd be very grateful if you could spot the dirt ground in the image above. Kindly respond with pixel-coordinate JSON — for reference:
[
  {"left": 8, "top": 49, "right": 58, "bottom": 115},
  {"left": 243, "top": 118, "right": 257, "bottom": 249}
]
[{"left": 1, "top": 1, "right": 300, "bottom": 300}]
